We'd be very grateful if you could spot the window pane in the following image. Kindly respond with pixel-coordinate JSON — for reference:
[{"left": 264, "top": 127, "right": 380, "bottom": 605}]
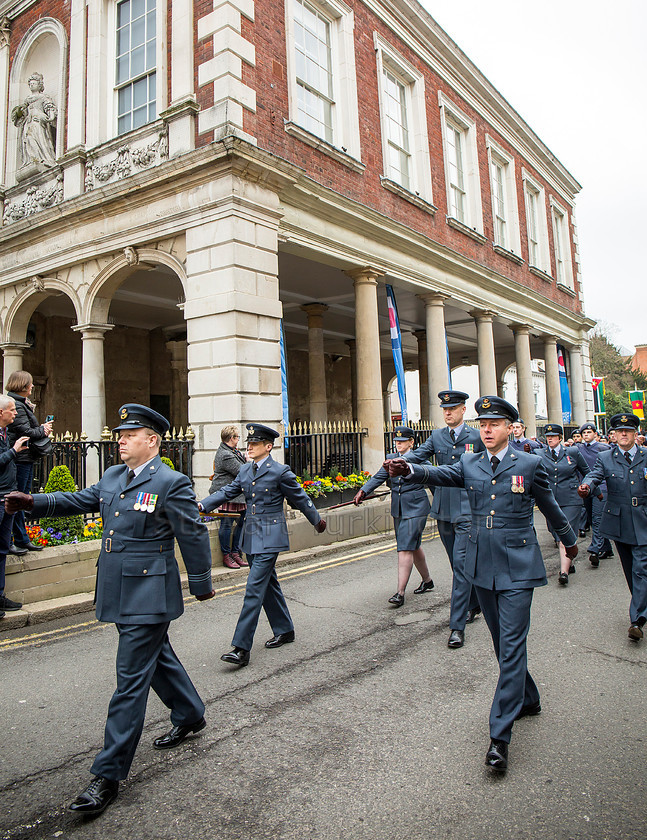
[
  {"left": 131, "top": 15, "right": 145, "bottom": 48},
  {"left": 117, "top": 1, "right": 130, "bottom": 29},
  {"left": 294, "top": 0, "right": 333, "bottom": 140},
  {"left": 146, "top": 39, "right": 156, "bottom": 70},
  {"left": 133, "top": 105, "right": 148, "bottom": 129},
  {"left": 118, "top": 113, "right": 131, "bottom": 134},
  {"left": 116, "top": 55, "right": 129, "bottom": 85},
  {"left": 131, "top": 44, "right": 145, "bottom": 77},
  {"left": 132, "top": 0, "right": 145, "bottom": 19},
  {"left": 118, "top": 85, "right": 132, "bottom": 114}
]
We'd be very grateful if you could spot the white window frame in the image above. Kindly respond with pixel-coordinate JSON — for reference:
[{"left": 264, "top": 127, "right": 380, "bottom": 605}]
[
  {"left": 485, "top": 135, "right": 521, "bottom": 258},
  {"left": 107, "top": 0, "right": 167, "bottom": 141},
  {"left": 521, "top": 168, "right": 550, "bottom": 276},
  {"left": 550, "top": 196, "right": 575, "bottom": 291},
  {"left": 285, "top": 0, "right": 361, "bottom": 165},
  {"left": 438, "top": 92, "right": 483, "bottom": 235},
  {"left": 374, "top": 34, "right": 433, "bottom": 206}
]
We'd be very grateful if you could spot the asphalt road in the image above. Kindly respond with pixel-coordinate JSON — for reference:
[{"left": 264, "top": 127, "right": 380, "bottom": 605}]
[{"left": 1, "top": 528, "right": 645, "bottom": 840}]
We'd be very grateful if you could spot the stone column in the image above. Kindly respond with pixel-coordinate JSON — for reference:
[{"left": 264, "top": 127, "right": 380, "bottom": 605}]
[
  {"left": 471, "top": 310, "right": 498, "bottom": 396},
  {"left": 347, "top": 267, "right": 385, "bottom": 473},
  {"left": 512, "top": 324, "right": 536, "bottom": 437},
  {"left": 543, "top": 335, "right": 563, "bottom": 425},
  {"left": 383, "top": 388, "right": 392, "bottom": 424},
  {"left": 64, "top": 0, "right": 87, "bottom": 198},
  {"left": 71, "top": 324, "right": 113, "bottom": 484},
  {"left": 300, "top": 303, "right": 329, "bottom": 424},
  {"left": 160, "top": 0, "right": 198, "bottom": 156},
  {"left": 345, "top": 339, "right": 357, "bottom": 421},
  {"left": 185, "top": 179, "right": 286, "bottom": 493},
  {"left": 166, "top": 339, "right": 189, "bottom": 429},
  {"left": 86, "top": 0, "right": 108, "bottom": 148},
  {"left": 1, "top": 343, "right": 31, "bottom": 390},
  {"left": 0, "top": 18, "right": 10, "bottom": 186},
  {"left": 420, "top": 293, "right": 448, "bottom": 426},
  {"left": 569, "top": 344, "right": 586, "bottom": 426},
  {"left": 414, "top": 330, "right": 429, "bottom": 421}
]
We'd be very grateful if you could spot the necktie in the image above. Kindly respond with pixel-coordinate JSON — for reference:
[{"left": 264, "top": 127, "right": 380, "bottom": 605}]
[
  {"left": 253, "top": 463, "right": 258, "bottom": 475},
  {"left": 126, "top": 469, "right": 135, "bottom": 485},
  {"left": 449, "top": 429, "right": 455, "bottom": 442},
  {"left": 551, "top": 449, "right": 558, "bottom": 461},
  {"left": 625, "top": 451, "right": 632, "bottom": 465},
  {"left": 490, "top": 456, "right": 499, "bottom": 472}
]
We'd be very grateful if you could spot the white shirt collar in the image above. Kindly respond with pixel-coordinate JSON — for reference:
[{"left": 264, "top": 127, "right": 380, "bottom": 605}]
[
  {"left": 254, "top": 455, "right": 271, "bottom": 469},
  {"left": 449, "top": 423, "right": 464, "bottom": 438},
  {"left": 131, "top": 456, "right": 156, "bottom": 478},
  {"left": 487, "top": 445, "right": 509, "bottom": 462}
]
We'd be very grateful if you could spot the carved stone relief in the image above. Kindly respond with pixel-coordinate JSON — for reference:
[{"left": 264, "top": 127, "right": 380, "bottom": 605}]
[
  {"left": 84, "top": 128, "right": 169, "bottom": 191},
  {"left": 3, "top": 173, "right": 63, "bottom": 223}
]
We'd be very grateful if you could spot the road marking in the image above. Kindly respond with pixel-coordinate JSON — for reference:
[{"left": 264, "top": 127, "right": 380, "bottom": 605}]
[{"left": 0, "top": 535, "right": 437, "bottom": 651}]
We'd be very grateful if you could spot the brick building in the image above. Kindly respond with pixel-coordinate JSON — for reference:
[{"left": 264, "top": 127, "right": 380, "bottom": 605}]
[{"left": 0, "top": 0, "right": 594, "bottom": 487}]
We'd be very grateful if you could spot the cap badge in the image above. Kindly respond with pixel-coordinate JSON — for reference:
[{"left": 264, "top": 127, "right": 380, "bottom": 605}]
[
  {"left": 621, "top": 415, "right": 628, "bottom": 424},
  {"left": 249, "top": 426, "right": 254, "bottom": 435},
  {"left": 443, "top": 394, "right": 450, "bottom": 402},
  {"left": 482, "top": 398, "right": 491, "bottom": 409},
  {"left": 120, "top": 408, "right": 128, "bottom": 420}
]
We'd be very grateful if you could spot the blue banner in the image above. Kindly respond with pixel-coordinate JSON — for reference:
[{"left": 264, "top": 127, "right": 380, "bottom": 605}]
[
  {"left": 279, "top": 321, "right": 290, "bottom": 434},
  {"left": 557, "top": 344, "right": 571, "bottom": 423},
  {"left": 385, "top": 284, "right": 407, "bottom": 423}
]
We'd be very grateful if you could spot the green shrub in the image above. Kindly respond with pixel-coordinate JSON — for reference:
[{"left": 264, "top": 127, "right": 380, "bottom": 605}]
[
  {"left": 39, "top": 465, "right": 85, "bottom": 538},
  {"left": 160, "top": 456, "right": 175, "bottom": 470}
]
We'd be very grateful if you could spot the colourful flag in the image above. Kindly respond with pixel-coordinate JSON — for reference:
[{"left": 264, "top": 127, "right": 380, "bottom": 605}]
[
  {"left": 592, "top": 377, "right": 605, "bottom": 414},
  {"left": 279, "top": 320, "right": 290, "bottom": 433},
  {"left": 557, "top": 344, "right": 571, "bottom": 423},
  {"left": 629, "top": 390, "right": 645, "bottom": 419},
  {"left": 385, "top": 284, "right": 407, "bottom": 423}
]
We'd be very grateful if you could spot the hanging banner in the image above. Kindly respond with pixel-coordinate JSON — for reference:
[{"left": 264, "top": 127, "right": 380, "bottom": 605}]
[
  {"left": 279, "top": 320, "right": 290, "bottom": 435},
  {"left": 629, "top": 390, "right": 645, "bottom": 419},
  {"left": 385, "top": 284, "right": 407, "bottom": 423},
  {"left": 592, "top": 377, "right": 605, "bottom": 415},
  {"left": 557, "top": 344, "right": 571, "bottom": 423}
]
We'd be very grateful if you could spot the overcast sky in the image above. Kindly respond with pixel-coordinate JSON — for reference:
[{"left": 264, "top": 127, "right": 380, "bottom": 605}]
[{"left": 423, "top": 0, "right": 646, "bottom": 354}]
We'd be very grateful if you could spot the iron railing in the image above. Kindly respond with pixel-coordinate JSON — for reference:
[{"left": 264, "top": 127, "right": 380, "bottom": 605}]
[
  {"left": 31, "top": 427, "right": 195, "bottom": 492},
  {"left": 284, "top": 421, "right": 364, "bottom": 477}
]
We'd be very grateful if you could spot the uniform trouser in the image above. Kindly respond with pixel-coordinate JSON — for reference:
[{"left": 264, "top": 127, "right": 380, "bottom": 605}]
[
  {"left": 587, "top": 491, "right": 613, "bottom": 556},
  {"left": 475, "top": 586, "right": 539, "bottom": 743},
  {"left": 579, "top": 496, "right": 592, "bottom": 531},
  {"left": 436, "top": 517, "right": 480, "bottom": 629},
  {"left": 91, "top": 622, "right": 205, "bottom": 781},
  {"left": 231, "top": 552, "right": 293, "bottom": 651},
  {"left": 613, "top": 541, "right": 647, "bottom": 625}
]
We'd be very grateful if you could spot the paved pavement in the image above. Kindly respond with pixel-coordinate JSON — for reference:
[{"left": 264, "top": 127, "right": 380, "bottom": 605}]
[{"left": 1, "top": 528, "right": 645, "bottom": 840}]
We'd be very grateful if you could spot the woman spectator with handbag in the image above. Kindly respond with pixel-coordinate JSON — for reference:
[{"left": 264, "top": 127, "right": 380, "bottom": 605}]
[
  {"left": 210, "top": 425, "right": 248, "bottom": 569},
  {"left": 5, "top": 370, "right": 53, "bottom": 554}
]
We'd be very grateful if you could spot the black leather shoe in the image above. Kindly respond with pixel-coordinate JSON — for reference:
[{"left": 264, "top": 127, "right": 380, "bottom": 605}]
[
  {"left": 25, "top": 541, "right": 43, "bottom": 551},
  {"left": 221, "top": 647, "right": 250, "bottom": 666},
  {"left": 558, "top": 572, "right": 568, "bottom": 586},
  {"left": 569, "top": 564, "right": 576, "bottom": 574},
  {"left": 0, "top": 610, "right": 5, "bottom": 619},
  {"left": 598, "top": 550, "right": 613, "bottom": 559},
  {"left": 413, "top": 578, "right": 434, "bottom": 594},
  {"left": 485, "top": 739, "right": 508, "bottom": 772},
  {"left": 388, "top": 592, "right": 404, "bottom": 607},
  {"left": 153, "top": 717, "right": 206, "bottom": 749},
  {"left": 448, "top": 629, "right": 464, "bottom": 648},
  {"left": 0, "top": 595, "right": 22, "bottom": 611},
  {"left": 265, "top": 630, "right": 295, "bottom": 648},
  {"left": 7, "top": 545, "right": 27, "bottom": 556},
  {"left": 69, "top": 776, "right": 119, "bottom": 815},
  {"left": 466, "top": 606, "right": 481, "bottom": 623},
  {"left": 578, "top": 529, "right": 586, "bottom": 538},
  {"left": 515, "top": 701, "right": 541, "bottom": 720},
  {"left": 628, "top": 623, "right": 644, "bottom": 642},
  {"left": 588, "top": 553, "right": 600, "bottom": 567}
]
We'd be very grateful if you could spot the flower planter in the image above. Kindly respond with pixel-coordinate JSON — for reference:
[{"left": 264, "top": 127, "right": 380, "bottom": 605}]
[{"left": 311, "top": 489, "right": 357, "bottom": 509}]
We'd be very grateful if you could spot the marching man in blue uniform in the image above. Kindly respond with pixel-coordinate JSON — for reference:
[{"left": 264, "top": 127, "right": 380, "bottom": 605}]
[
  {"left": 535, "top": 423, "right": 590, "bottom": 586},
  {"left": 578, "top": 412, "right": 647, "bottom": 642},
  {"left": 5, "top": 404, "right": 215, "bottom": 817},
  {"left": 386, "top": 396, "right": 577, "bottom": 774},
  {"left": 409, "top": 390, "right": 485, "bottom": 648},
  {"left": 353, "top": 425, "right": 434, "bottom": 606},
  {"left": 199, "top": 424, "right": 326, "bottom": 666},
  {"left": 509, "top": 418, "right": 543, "bottom": 452},
  {"left": 576, "top": 422, "right": 613, "bottom": 566}
]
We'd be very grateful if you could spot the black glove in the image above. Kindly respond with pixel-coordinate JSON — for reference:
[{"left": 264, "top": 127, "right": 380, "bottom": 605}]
[
  {"left": 5, "top": 491, "right": 34, "bottom": 515},
  {"left": 386, "top": 458, "right": 409, "bottom": 477}
]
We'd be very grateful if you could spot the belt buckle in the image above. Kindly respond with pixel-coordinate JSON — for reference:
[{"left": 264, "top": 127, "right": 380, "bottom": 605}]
[
  {"left": 632, "top": 497, "right": 638, "bottom": 507},
  {"left": 486, "top": 515, "right": 493, "bottom": 529},
  {"left": 105, "top": 537, "right": 112, "bottom": 553}
]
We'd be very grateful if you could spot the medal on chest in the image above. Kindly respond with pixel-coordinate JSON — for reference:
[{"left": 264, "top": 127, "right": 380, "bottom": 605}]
[
  {"left": 464, "top": 444, "right": 474, "bottom": 452},
  {"left": 134, "top": 492, "right": 158, "bottom": 512},
  {"left": 511, "top": 475, "right": 525, "bottom": 493}
]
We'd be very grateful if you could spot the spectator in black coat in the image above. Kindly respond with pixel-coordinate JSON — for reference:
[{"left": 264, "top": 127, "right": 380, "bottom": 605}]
[
  {"left": 5, "top": 370, "right": 52, "bottom": 554},
  {"left": 209, "top": 425, "right": 248, "bottom": 569},
  {"left": 0, "top": 394, "right": 29, "bottom": 616}
]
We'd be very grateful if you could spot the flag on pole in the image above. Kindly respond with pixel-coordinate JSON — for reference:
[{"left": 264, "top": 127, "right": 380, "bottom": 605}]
[
  {"left": 557, "top": 344, "right": 571, "bottom": 423},
  {"left": 279, "top": 320, "right": 290, "bottom": 434},
  {"left": 385, "top": 284, "right": 407, "bottom": 423},
  {"left": 629, "top": 390, "right": 645, "bottom": 419},
  {"left": 592, "top": 377, "right": 605, "bottom": 414}
]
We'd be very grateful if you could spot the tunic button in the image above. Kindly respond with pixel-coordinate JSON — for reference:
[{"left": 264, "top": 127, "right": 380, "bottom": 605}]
[
  {"left": 490, "top": 510, "right": 495, "bottom": 515},
  {"left": 115, "top": 512, "right": 119, "bottom": 517},
  {"left": 120, "top": 494, "right": 125, "bottom": 499},
  {"left": 492, "top": 480, "right": 496, "bottom": 485},
  {"left": 143, "top": 569, "right": 148, "bottom": 574},
  {"left": 109, "top": 530, "right": 114, "bottom": 535},
  {"left": 631, "top": 481, "right": 634, "bottom": 484},
  {"left": 252, "top": 493, "right": 256, "bottom": 497},
  {"left": 491, "top": 494, "right": 496, "bottom": 499},
  {"left": 252, "top": 482, "right": 256, "bottom": 486}
]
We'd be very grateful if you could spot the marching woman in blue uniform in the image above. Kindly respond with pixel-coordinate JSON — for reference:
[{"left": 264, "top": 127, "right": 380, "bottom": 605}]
[
  {"left": 536, "top": 424, "right": 590, "bottom": 585},
  {"left": 5, "top": 405, "right": 215, "bottom": 817},
  {"left": 385, "top": 397, "right": 577, "bottom": 774},
  {"left": 576, "top": 423, "right": 613, "bottom": 566},
  {"left": 409, "top": 391, "right": 485, "bottom": 648},
  {"left": 200, "top": 424, "right": 326, "bottom": 667},
  {"left": 353, "top": 425, "right": 434, "bottom": 607},
  {"left": 578, "top": 412, "right": 647, "bottom": 642}
]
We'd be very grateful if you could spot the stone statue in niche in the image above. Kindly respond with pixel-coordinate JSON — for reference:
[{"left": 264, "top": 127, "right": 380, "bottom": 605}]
[{"left": 11, "top": 71, "right": 57, "bottom": 180}]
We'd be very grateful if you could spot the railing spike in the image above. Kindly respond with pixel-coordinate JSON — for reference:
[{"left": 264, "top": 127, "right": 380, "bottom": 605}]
[{"left": 186, "top": 426, "right": 195, "bottom": 441}]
